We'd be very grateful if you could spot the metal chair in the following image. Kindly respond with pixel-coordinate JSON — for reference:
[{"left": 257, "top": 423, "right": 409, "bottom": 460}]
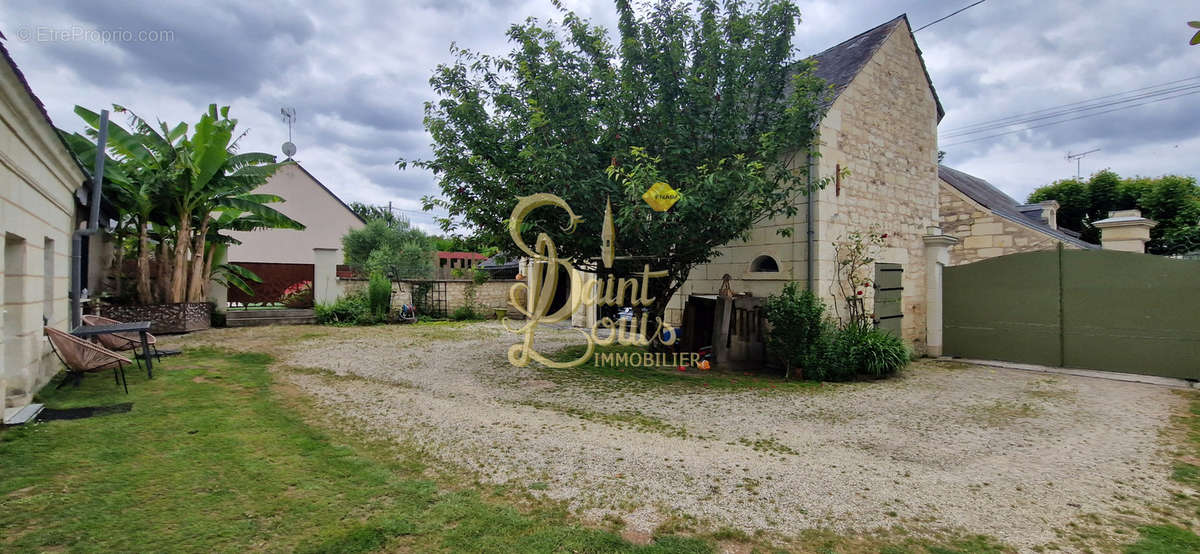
[
  {"left": 81, "top": 314, "right": 162, "bottom": 369},
  {"left": 44, "top": 327, "right": 132, "bottom": 394}
]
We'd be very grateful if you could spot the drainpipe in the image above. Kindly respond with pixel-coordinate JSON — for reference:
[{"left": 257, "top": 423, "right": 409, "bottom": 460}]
[
  {"left": 70, "top": 109, "right": 108, "bottom": 329},
  {"left": 805, "top": 152, "right": 816, "bottom": 292}
]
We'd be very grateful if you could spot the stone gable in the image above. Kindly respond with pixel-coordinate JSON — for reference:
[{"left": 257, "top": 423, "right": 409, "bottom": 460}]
[
  {"left": 939, "top": 182, "right": 1083, "bottom": 265},
  {"left": 671, "top": 18, "right": 942, "bottom": 354}
]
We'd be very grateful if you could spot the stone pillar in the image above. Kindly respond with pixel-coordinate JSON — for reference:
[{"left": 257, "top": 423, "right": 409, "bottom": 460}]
[
  {"left": 922, "top": 227, "right": 958, "bottom": 357},
  {"left": 206, "top": 245, "right": 227, "bottom": 314},
  {"left": 313, "top": 248, "right": 340, "bottom": 305},
  {"left": 1093, "top": 209, "right": 1156, "bottom": 253}
]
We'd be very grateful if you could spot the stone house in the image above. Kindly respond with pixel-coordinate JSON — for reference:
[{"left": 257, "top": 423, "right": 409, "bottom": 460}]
[
  {"left": 669, "top": 14, "right": 953, "bottom": 355},
  {"left": 938, "top": 165, "right": 1096, "bottom": 265},
  {"left": 0, "top": 35, "right": 89, "bottom": 419}
]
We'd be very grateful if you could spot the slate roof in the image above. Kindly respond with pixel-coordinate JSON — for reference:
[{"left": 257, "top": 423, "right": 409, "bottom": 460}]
[
  {"left": 938, "top": 165, "right": 1098, "bottom": 249},
  {"left": 808, "top": 14, "right": 945, "bottom": 122}
]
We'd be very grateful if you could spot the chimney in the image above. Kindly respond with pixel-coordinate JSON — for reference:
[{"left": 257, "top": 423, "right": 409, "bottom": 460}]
[{"left": 1093, "top": 209, "right": 1156, "bottom": 253}]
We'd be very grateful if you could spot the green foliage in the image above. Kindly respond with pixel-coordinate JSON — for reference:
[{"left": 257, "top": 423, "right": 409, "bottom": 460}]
[
  {"left": 762, "top": 281, "right": 908, "bottom": 382},
  {"left": 348, "top": 201, "right": 404, "bottom": 226},
  {"left": 368, "top": 272, "right": 392, "bottom": 319},
  {"left": 433, "top": 235, "right": 499, "bottom": 257},
  {"left": 342, "top": 219, "right": 435, "bottom": 279},
  {"left": 315, "top": 292, "right": 378, "bottom": 326},
  {"left": 450, "top": 305, "right": 480, "bottom": 321},
  {"left": 1125, "top": 525, "right": 1200, "bottom": 553},
  {"left": 1190, "top": 20, "right": 1200, "bottom": 45},
  {"left": 61, "top": 104, "right": 302, "bottom": 304},
  {"left": 824, "top": 322, "right": 909, "bottom": 380},
  {"left": 405, "top": 0, "right": 830, "bottom": 325},
  {"left": 1028, "top": 170, "right": 1200, "bottom": 255},
  {"left": 764, "top": 282, "right": 830, "bottom": 379}
]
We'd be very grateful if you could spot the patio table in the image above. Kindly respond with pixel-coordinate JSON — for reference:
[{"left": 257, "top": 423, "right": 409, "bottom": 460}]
[{"left": 72, "top": 321, "right": 154, "bottom": 378}]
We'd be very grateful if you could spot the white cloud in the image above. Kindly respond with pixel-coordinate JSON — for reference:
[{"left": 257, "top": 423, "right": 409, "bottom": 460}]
[{"left": 2, "top": 0, "right": 1196, "bottom": 218}]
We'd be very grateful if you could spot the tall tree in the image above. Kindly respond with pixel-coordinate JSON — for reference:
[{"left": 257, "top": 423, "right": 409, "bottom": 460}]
[
  {"left": 63, "top": 104, "right": 304, "bottom": 304},
  {"left": 342, "top": 219, "right": 435, "bottom": 279},
  {"left": 404, "top": 0, "right": 829, "bottom": 328},
  {"left": 1028, "top": 170, "right": 1200, "bottom": 255}
]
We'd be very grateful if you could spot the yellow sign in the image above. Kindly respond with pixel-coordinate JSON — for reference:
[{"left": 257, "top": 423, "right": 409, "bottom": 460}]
[
  {"left": 641, "top": 181, "right": 680, "bottom": 211},
  {"left": 502, "top": 193, "right": 677, "bottom": 368}
]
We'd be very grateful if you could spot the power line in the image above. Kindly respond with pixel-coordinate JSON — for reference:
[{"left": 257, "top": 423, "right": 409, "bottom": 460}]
[
  {"left": 941, "top": 78, "right": 1200, "bottom": 139},
  {"left": 940, "top": 88, "right": 1200, "bottom": 147},
  {"left": 942, "top": 75, "right": 1200, "bottom": 134},
  {"left": 913, "top": 0, "right": 987, "bottom": 32},
  {"left": 941, "top": 82, "right": 1200, "bottom": 139}
]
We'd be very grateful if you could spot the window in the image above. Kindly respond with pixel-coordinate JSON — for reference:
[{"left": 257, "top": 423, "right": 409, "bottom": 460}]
[
  {"left": 750, "top": 255, "right": 779, "bottom": 273},
  {"left": 4, "top": 233, "right": 28, "bottom": 372},
  {"left": 43, "top": 238, "right": 55, "bottom": 322}
]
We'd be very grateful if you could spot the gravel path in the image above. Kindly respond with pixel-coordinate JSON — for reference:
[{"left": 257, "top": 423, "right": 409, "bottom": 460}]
[{"left": 170, "top": 322, "right": 1184, "bottom": 550}]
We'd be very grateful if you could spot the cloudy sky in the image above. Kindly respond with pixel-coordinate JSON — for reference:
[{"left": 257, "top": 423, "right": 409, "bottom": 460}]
[{"left": 2, "top": 0, "right": 1197, "bottom": 233}]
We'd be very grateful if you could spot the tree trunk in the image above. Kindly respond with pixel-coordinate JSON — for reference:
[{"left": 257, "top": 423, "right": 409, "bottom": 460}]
[
  {"left": 645, "top": 275, "right": 684, "bottom": 350},
  {"left": 136, "top": 221, "right": 152, "bottom": 304},
  {"left": 200, "top": 246, "right": 216, "bottom": 301},
  {"left": 169, "top": 215, "right": 191, "bottom": 303},
  {"left": 155, "top": 237, "right": 172, "bottom": 303},
  {"left": 185, "top": 217, "right": 209, "bottom": 302},
  {"left": 111, "top": 234, "right": 125, "bottom": 299}
]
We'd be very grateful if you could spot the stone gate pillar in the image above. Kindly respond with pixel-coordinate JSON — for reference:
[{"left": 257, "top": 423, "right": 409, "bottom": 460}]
[
  {"left": 313, "top": 248, "right": 340, "bottom": 305},
  {"left": 923, "top": 227, "right": 959, "bottom": 357}
]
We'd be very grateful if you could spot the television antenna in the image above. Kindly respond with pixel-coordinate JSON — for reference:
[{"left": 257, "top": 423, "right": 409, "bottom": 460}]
[
  {"left": 280, "top": 107, "right": 297, "bottom": 158},
  {"left": 1065, "top": 148, "right": 1100, "bottom": 179}
]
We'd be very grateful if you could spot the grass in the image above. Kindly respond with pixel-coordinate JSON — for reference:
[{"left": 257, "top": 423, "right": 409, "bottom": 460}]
[
  {"left": 542, "top": 344, "right": 823, "bottom": 393},
  {"left": 1124, "top": 525, "right": 1200, "bottom": 553},
  {"left": 0, "top": 347, "right": 710, "bottom": 553}
]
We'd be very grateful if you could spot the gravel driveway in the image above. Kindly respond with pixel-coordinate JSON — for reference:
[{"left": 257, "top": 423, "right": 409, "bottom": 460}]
[{"left": 171, "top": 322, "right": 1185, "bottom": 550}]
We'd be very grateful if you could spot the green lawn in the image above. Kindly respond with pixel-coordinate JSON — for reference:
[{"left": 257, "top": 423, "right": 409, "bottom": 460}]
[{"left": 0, "top": 347, "right": 709, "bottom": 553}]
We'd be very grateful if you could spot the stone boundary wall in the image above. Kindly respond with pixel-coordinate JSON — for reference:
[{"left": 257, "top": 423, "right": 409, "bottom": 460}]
[{"left": 338, "top": 278, "right": 524, "bottom": 316}]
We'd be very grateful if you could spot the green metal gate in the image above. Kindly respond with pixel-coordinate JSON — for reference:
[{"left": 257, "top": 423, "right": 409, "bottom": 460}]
[{"left": 944, "top": 247, "right": 1200, "bottom": 379}]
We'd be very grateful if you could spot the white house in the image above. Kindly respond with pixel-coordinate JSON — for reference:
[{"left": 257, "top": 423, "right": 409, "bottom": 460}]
[{"left": 1, "top": 34, "right": 88, "bottom": 418}]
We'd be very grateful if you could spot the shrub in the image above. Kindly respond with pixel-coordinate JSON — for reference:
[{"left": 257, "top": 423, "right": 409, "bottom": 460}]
[
  {"left": 764, "top": 282, "right": 830, "bottom": 379},
  {"left": 762, "top": 281, "right": 910, "bottom": 382},
  {"left": 315, "top": 292, "right": 376, "bottom": 326},
  {"left": 280, "top": 280, "right": 314, "bottom": 308},
  {"left": 820, "top": 322, "right": 909, "bottom": 381},
  {"left": 450, "top": 305, "right": 478, "bottom": 321},
  {"left": 367, "top": 272, "right": 391, "bottom": 319}
]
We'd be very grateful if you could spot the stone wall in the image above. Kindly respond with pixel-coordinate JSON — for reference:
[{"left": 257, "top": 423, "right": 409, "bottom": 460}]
[
  {"left": 668, "top": 21, "right": 942, "bottom": 355},
  {"left": 809, "top": 21, "right": 941, "bottom": 354},
  {"left": 340, "top": 278, "right": 522, "bottom": 317},
  {"left": 1, "top": 52, "right": 88, "bottom": 411},
  {"left": 939, "top": 182, "right": 1083, "bottom": 265}
]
